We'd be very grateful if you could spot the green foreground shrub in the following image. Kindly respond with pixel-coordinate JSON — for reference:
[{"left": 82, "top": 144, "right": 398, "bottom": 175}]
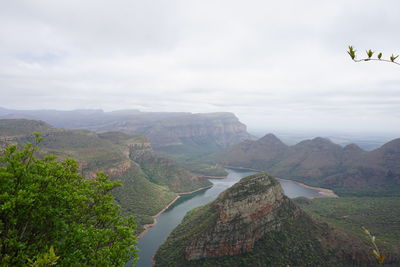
[{"left": 0, "top": 134, "right": 137, "bottom": 266}]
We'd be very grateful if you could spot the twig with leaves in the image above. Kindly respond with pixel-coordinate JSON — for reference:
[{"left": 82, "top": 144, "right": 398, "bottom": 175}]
[
  {"left": 348, "top": 46, "right": 400, "bottom": 65},
  {"left": 362, "top": 226, "right": 385, "bottom": 265}
]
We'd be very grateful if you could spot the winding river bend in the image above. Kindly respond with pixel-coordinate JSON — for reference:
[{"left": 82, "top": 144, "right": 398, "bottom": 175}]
[{"left": 135, "top": 169, "right": 320, "bottom": 267}]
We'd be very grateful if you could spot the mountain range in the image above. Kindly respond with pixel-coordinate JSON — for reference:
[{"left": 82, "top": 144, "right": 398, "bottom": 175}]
[
  {"left": 215, "top": 133, "right": 400, "bottom": 196},
  {"left": 0, "top": 107, "right": 251, "bottom": 158}
]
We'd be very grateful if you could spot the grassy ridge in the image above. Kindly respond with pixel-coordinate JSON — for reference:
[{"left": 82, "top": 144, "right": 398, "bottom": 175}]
[
  {"left": 0, "top": 119, "right": 55, "bottom": 136},
  {"left": 154, "top": 138, "right": 229, "bottom": 177},
  {"left": 295, "top": 197, "right": 400, "bottom": 254},
  {"left": 112, "top": 165, "right": 177, "bottom": 230},
  {"left": 41, "top": 130, "right": 126, "bottom": 170},
  {"left": 156, "top": 144, "right": 228, "bottom": 176},
  {"left": 139, "top": 158, "right": 212, "bottom": 192}
]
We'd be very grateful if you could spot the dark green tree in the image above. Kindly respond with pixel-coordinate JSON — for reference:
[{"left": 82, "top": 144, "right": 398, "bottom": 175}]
[{"left": 0, "top": 133, "right": 138, "bottom": 266}]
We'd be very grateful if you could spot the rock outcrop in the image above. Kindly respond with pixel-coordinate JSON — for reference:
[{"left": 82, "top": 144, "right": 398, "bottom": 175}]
[
  {"left": 155, "top": 173, "right": 375, "bottom": 266},
  {"left": 184, "top": 173, "right": 293, "bottom": 260}
]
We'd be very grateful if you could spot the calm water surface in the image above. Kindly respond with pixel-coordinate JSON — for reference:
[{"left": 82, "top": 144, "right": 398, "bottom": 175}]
[{"left": 134, "top": 169, "right": 319, "bottom": 267}]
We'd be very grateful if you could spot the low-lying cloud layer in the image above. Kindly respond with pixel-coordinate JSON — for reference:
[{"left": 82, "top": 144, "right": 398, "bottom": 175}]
[{"left": 1, "top": 0, "right": 399, "bottom": 134}]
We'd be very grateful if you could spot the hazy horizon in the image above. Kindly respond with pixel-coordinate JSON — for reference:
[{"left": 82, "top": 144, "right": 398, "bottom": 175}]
[
  {"left": 1, "top": 1, "right": 400, "bottom": 135},
  {"left": 1, "top": 105, "right": 399, "bottom": 144}
]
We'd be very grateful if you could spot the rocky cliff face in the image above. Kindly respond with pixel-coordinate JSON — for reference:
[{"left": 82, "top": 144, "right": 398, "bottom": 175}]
[
  {"left": 143, "top": 113, "right": 250, "bottom": 148},
  {"left": 128, "top": 142, "right": 153, "bottom": 161},
  {"left": 155, "top": 173, "right": 374, "bottom": 266},
  {"left": 184, "top": 173, "right": 296, "bottom": 260},
  {"left": 0, "top": 108, "right": 251, "bottom": 151}
]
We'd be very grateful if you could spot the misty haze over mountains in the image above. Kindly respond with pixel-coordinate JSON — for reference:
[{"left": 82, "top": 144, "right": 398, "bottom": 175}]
[{"left": 0, "top": 106, "right": 397, "bottom": 151}]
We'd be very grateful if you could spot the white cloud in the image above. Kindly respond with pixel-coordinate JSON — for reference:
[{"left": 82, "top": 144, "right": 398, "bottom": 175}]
[{"left": 0, "top": 0, "right": 399, "bottom": 134}]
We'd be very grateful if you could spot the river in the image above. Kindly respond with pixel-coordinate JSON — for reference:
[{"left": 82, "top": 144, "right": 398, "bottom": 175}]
[{"left": 134, "top": 169, "right": 320, "bottom": 267}]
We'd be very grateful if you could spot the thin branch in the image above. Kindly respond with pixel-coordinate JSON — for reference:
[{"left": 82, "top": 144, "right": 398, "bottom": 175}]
[
  {"left": 352, "top": 58, "right": 400, "bottom": 66},
  {"left": 347, "top": 46, "right": 400, "bottom": 66}
]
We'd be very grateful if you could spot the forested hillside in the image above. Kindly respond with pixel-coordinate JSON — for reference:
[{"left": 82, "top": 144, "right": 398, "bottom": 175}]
[{"left": 0, "top": 119, "right": 211, "bottom": 231}]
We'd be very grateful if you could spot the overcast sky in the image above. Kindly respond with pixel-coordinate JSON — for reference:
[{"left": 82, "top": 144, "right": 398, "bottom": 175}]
[{"left": 1, "top": 0, "right": 400, "bottom": 135}]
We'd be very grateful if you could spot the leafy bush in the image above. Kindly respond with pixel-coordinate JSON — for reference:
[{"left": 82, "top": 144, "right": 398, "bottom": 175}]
[{"left": 0, "top": 134, "right": 137, "bottom": 266}]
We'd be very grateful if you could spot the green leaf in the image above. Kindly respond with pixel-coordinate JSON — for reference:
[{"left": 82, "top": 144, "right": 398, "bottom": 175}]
[
  {"left": 347, "top": 45, "right": 356, "bottom": 60},
  {"left": 377, "top": 52, "right": 382, "bottom": 60},
  {"left": 366, "top": 49, "right": 374, "bottom": 58}
]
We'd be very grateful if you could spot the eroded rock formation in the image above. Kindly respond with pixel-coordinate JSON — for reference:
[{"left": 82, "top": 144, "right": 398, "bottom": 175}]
[{"left": 184, "top": 173, "right": 293, "bottom": 260}]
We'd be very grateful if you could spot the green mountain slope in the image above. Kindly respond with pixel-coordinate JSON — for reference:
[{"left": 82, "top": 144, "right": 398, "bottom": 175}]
[
  {"left": 295, "top": 197, "right": 400, "bottom": 256},
  {"left": 0, "top": 118, "right": 56, "bottom": 136},
  {"left": 112, "top": 163, "right": 177, "bottom": 227},
  {"left": 0, "top": 119, "right": 210, "bottom": 231},
  {"left": 216, "top": 133, "right": 400, "bottom": 196}
]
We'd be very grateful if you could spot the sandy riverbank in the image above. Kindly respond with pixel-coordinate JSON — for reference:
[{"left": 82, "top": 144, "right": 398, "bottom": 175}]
[
  {"left": 277, "top": 178, "right": 339, "bottom": 199},
  {"left": 177, "top": 185, "right": 213, "bottom": 195},
  {"left": 199, "top": 175, "right": 227, "bottom": 179},
  {"left": 138, "top": 196, "right": 180, "bottom": 238},
  {"left": 224, "top": 166, "right": 260, "bottom": 172}
]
